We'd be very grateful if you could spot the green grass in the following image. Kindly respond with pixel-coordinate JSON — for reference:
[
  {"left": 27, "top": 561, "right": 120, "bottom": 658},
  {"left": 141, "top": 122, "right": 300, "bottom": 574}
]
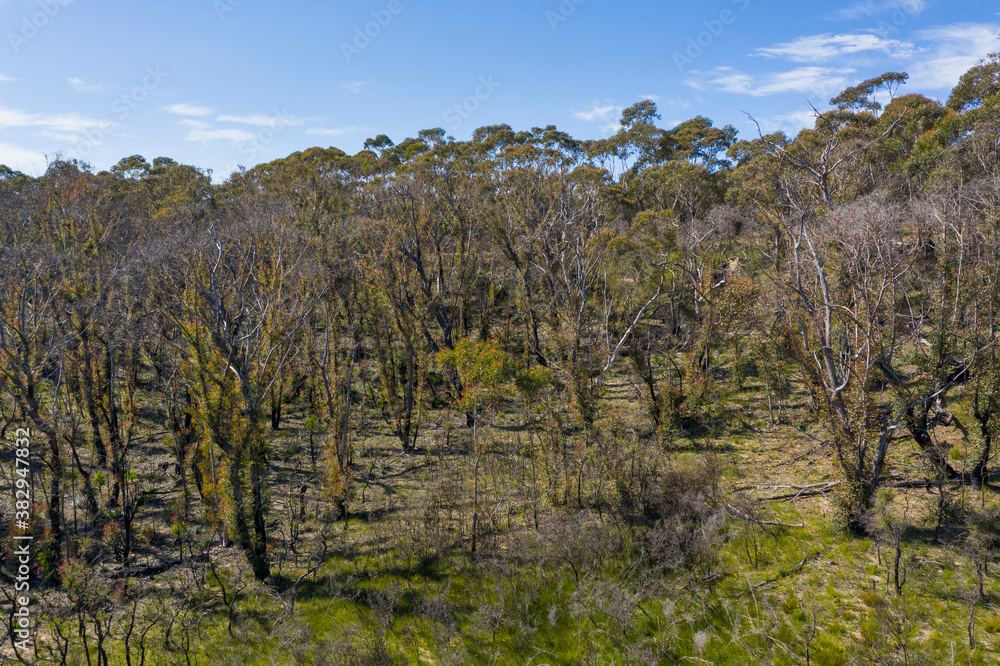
[{"left": 21, "top": 372, "right": 1000, "bottom": 665}]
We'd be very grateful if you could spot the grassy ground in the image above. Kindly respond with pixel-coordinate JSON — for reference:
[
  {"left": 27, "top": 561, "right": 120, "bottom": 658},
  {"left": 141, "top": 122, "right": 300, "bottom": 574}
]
[{"left": 10, "top": 369, "right": 1000, "bottom": 665}]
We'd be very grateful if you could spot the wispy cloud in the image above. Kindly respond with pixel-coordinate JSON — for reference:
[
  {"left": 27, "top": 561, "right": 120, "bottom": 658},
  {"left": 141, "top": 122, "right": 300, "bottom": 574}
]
[
  {"left": 0, "top": 143, "right": 46, "bottom": 172},
  {"left": 339, "top": 80, "right": 372, "bottom": 95},
  {"left": 909, "top": 23, "right": 1000, "bottom": 90},
  {"left": 306, "top": 126, "right": 375, "bottom": 137},
  {"left": 573, "top": 101, "right": 621, "bottom": 123},
  {"left": 661, "top": 98, "right": 692, "bottom": 113},
  {"left": 68, "top": 77, "right": 102, "bottom": 92},
  {"left": 0, "top": 105, "right": 105, "bottom": 134},
  {"left": 685, "top": 66, "right": 854, "bottom": 97},
  {"left": 834, "top": 0, "right": 929, "bottom": 20},
  {"left": 180, "top": 119, "right": 255, "bottom": 143},
  {"left": 216, "top": 113, "right": 303, "bottom": 128},
  {"left": 573, "top": 101, "right": 623, "bottom": 134},
  {"left": 165, "top": 103, "right": 215, "bottom": 117},
  {"left": 0, "top": 74, "right": 16, "bottom": 82},
  {"left": 37, "top": 129, "right": 91, "bottom": 143},
  {"left": 754, "top": 33, "right": 914, "bottom": 62},
  {"left": 174, "top": 108, "right": 301, "bottom": 145},
  {"left": 757, "top": 109, "right": 820, "bottom": 135}
]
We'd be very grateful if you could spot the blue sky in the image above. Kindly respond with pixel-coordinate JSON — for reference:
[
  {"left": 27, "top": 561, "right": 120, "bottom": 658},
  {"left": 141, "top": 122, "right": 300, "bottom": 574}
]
[{"left": 0, "top": 0, "right": 997, "bottom": 179}]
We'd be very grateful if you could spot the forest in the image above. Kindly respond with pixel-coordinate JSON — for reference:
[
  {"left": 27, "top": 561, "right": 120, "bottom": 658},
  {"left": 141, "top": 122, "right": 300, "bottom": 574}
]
[{"left": 1, "top": 54, "right": 1000, "bottom": 664}]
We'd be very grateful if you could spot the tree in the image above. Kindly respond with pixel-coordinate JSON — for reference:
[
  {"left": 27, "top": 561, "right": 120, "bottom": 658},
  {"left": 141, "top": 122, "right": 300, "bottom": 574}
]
[
  {"left": 437, "top": 338, "right": 517, "bottom": 553},
  {"left": 587, "top": 101, "right": 665, "bottom": 177},
  {"left": 0, "top": 254, "right": 67, "bottom": 560},
  {"left": 110, "top": 154, "right": 151, "bottom": 180},
  {"left": 166, "top": 208, "right": 319, "bottom": 580},
  {"left": 947, "top": 52, "right": 1000, "bottom": 112},
  {"left": 830, "top": 72, "right": 909, "bottom": 115},
  {"left": 762, "top": 199, "right": 928, "bottom": 532},
  {"left": 528, "top": 164, "right": 663, "bottom": 430},
  {"left": 741, "top": 77, "right": 905, "bottom": 210},
  {"left": 658, "top": 116, "right": 737, "bottom": 171}
]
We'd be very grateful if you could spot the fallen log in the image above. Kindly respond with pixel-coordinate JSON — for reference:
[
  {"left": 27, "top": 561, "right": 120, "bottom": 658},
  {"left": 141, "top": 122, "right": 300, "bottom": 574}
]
[{"left": 759, "top": 481, "right": 842, "bottom": 501}]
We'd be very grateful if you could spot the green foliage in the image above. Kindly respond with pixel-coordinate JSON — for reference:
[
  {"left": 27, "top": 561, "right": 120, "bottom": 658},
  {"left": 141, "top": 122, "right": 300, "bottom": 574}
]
[
  {"left": 659, "top": 115, "right": 738, "bottom": 170},
  {"left": 437, "top": 338, "right": 517, "bottom": 414},
  {"left": 830, "top": 71, "right": 909, "bottom": 113},
  {"left": 513, "top": 364, "right": 553, "bottom": 399},
  {"left": 948, "top": 52, "right": 1000, "bottom": 111},
  {"left": 11, "top": 52, "right": 1000, "bottom": 665}
]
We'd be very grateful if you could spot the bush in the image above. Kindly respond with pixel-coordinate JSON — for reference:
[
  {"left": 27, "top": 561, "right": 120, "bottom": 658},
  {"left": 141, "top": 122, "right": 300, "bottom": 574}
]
[{"left": 616, "top": 456, "right": 729, "bottom": 574}]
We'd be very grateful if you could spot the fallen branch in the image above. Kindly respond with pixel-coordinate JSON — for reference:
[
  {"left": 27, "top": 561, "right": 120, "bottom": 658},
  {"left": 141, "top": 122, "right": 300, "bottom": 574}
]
[
  {"left": 726, "top": 504, "right": 804, "bottom": 528},
  {"left": 752, "top": 549, "right": 825, "bottom": 590},
  {"left": 774, "top": 440, "right": 830, "bottom": 467},
  {"left": 888, "top": 477, "right": 984, "bottom": 489},
  {"left": 759, "top": 481, "right": 842, "bottom": 501},
  {"left": 734, "top": 482, "right": 830, "bottom": 491},
  {"left": 756, "top": 476, "right": 981, "bottom": 503}
]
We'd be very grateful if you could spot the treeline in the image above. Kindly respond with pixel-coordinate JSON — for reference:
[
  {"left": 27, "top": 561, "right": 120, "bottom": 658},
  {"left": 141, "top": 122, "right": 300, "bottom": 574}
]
[{"left": 1, "top": 54, "right": 999, "bottom": 594}]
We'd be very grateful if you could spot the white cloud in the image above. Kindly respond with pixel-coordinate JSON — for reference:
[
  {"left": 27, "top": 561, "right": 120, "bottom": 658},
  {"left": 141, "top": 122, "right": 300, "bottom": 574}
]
[
  {"left": 0, "top": 74, "right": 15, "bottom": 82},
  {"left": 306, "top": 126, "right": 375, "bottom": 137},
  {"left": 662, "top": 98, "right": 692, "bottom": 113},
  {"left": 909, "top": 23, "right": 1000, "bottom": 90},
  {"left": 834, "top": 0, "right": 929, "bottom": 20},
  {"left": 165, "top": 103, "right": 215, "bottom": 117},
  {"left": 339, "top": 80, "right": 371, "bottom": 94},
  {"left": 758, "top": 109, "right": 821, "bottom": 135},
  {"left": 37, "top": 129, "right": 92, "bottom": 143},
  {"left": 68, "top": 77, "right": 102, "bottom": 92},
  {"left": 573, "top": 101, "right": 621, "bottom": 122},
  {"left": 196, "top": 128, "right": 256, "bottom": 142},
  {"left": 0, "top": 105, "right": 106, "bottom": 134},
  {"left": 176, "top": 110, "right": 302, "bottom": 144},
  {"left": 0, "top": 105, "right": 111, "bottom": 159},
  {"left": 688, "top": 68, "right": 752, "bottom": 93},
  {"left": 0, "top": 142, "right": 46, "bottom": 172},
  {"left": 216, "top": 113, "right": 303, "bottom": 128},
  {"left": 573, "top": 101, "right": 623, "bottom": 134},
  {"left": 754, "top": 33, "right": 914, "bottom": 62},
  {"left": 685, "top": 66, "right": 855, "bottom": 98},
  {"left": 181, "top": 119, "right": 256, "bottom": 144}
]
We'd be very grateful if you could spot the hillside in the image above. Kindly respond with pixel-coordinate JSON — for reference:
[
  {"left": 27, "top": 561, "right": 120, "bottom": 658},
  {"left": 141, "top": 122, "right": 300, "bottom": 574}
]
[{"left": 1, "top": 60, "right": 1000, "bottom": 664}]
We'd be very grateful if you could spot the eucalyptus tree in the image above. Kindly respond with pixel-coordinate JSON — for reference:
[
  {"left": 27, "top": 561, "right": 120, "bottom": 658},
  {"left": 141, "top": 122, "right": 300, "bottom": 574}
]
[
  {"left": 353, "top": 131, "right": 496, "bottom": 440},
  {"left": 728, "top": 74, "right": 973, "bottom": 529},
  {"left": 163, "top": 191, "right": 322, "bottom": 580},
  {"left": 759, "top": 198, "right": 928, "bottom": 531},
  {"left": 658, "top": 115, "right": 737, "bottom": 171},
  {"left": 926, "top": 167, "right": 1000, "bottom": 486},
  {"left": 533, "top": 162, "right": 664, "bottom": 431},
  {"left": 0, "top": 248, "right": 68, "bottom": 559},
  {"left": 947, "top": 52, "right": 1000, "bottom": 113},
  {"left": 587, "top": 100, "right": 665, "bottom": 179},
  {"left": 0, "top": 159, "right": 106, "bottom": 563}
]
